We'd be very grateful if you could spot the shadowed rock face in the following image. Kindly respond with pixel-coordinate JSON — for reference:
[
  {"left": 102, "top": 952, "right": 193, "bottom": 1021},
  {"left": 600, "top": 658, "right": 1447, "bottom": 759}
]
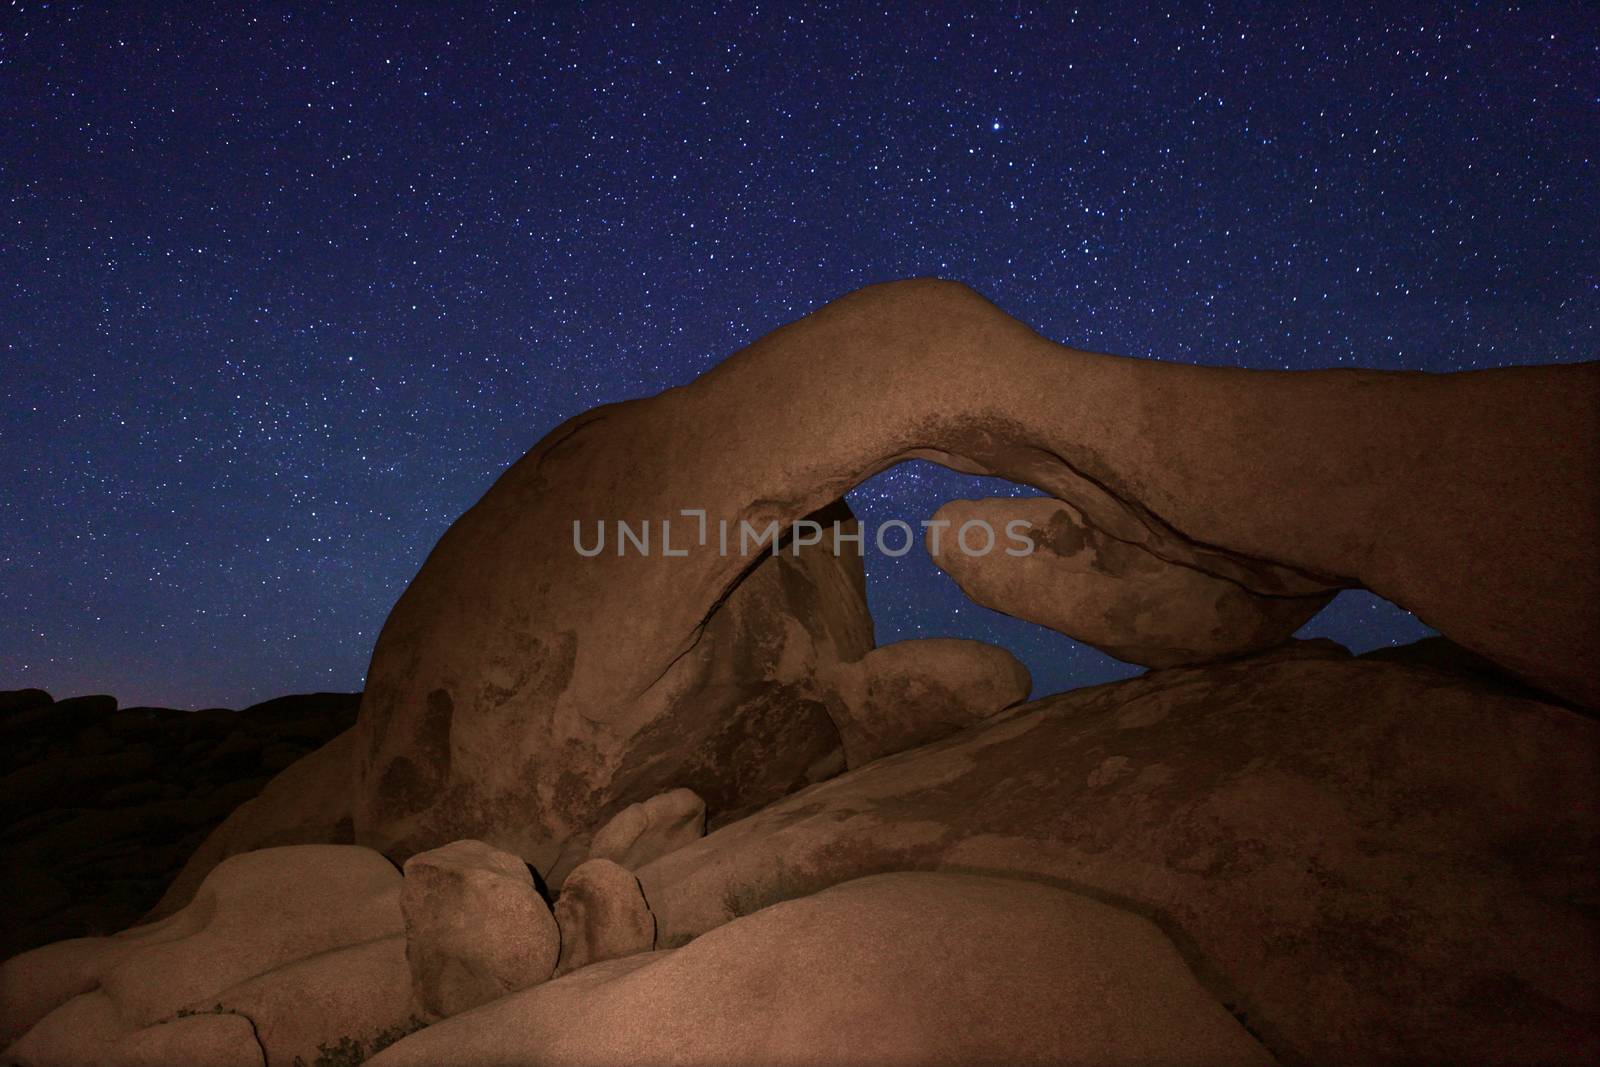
[{"left": 350, "top": 278, "right": 1599, "bottom": 879}]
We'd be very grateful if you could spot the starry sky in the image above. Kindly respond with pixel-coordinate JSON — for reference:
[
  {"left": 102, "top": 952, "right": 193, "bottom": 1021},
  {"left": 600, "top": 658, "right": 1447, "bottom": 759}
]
[{"left": 2, "top": 3, "right": 1595, "bottom": 709}]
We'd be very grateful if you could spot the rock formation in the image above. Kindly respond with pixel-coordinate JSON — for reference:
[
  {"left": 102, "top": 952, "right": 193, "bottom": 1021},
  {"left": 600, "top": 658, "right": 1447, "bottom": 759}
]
[
  {"left": 928, "top": 496, "right": 1331, "bottom": 667},
  {"left": 6, "top": 279, "right": 1598, "bottom": 1066},
  {"left": 830, "top": 637, "right": 1029, "bottom": 767},
  {"left": 347, "top": 278, "right": 1598, "bottom": 893}
]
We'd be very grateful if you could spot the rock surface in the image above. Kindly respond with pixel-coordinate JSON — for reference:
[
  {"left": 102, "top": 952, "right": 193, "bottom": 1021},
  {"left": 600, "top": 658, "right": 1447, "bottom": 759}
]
[
  {"left": 400, "top": 839, "right": 559, "bottom": 1018},
  {"left": 929, "top": 496, "right": 1332, "bottom": 666},
  {"left": 0, "top": 691, "right": 359, "bottom": 958},
  {"left": 366, "top": 871, "right": 1275, "bottom": 1067},
  {"left": 349, "top": 279, "right": 1600, "bottom": 895},
  {"left": 585, "top": 787, "right": 706, "bottom": 870},
  {"left": 635, "top": 643, "right": 1600, "bottom": 1066},
  {"left": 553, "top": 859, "right": 656, "bottom": 977},
  {"left": 830, "top": 637, "right": 1030, "bottom": 768},
  {"left": 1, "top": 844, "right": 406, "bottom": 1065}
]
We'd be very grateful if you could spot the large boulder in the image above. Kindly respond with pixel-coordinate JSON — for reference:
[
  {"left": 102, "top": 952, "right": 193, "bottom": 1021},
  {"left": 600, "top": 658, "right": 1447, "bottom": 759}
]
[
  {"left": 347, "top": 279, "right": 1598, "bottom": 897},
  {"left": 552, "top": 859, "right": 655, "bottom": 977},
  {"left": 2, "top": 844, "right": 404, "bottom": 1066},
  {"left": 634, "top": 644, "right": 1600, "bottom": 1065},
  {"left": 830, "top": 637, "right": 1029, "bottom": 768},
  {"left": 400, "top": 839, "right": 559, "bottom": 1019},
  {"left": 365, "top": 871, "right": 1274, "bottom": 1067},
  {"left": 929, "top": 496, "right": 1331, "bottom": 666},
  {"left": 585, "top": 787, "right": 706, "bottom": 870}
]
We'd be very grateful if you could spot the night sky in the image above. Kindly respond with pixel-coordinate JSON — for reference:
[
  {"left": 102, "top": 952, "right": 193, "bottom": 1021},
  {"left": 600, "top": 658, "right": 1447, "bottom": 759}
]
[{"left": 3, "top": 4, "right": 1595, "bottom": 709}]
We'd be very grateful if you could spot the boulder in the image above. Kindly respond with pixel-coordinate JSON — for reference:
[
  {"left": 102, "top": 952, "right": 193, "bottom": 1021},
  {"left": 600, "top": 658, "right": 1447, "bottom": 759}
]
[
  {"left": 365, "top": 872, "right": 1275, "bottom": 1067},
  {"left": 553, "top": 859, "right": 655, "bottom": 977},
  {"left": 400, "top": 839, "right": 558, "bottom": 1018},
  {"left": 635, "top": 644, "right": 1600, "bottom": 1065},
  {"left": 586, "top": 787, "right": 706, "bottom": 870},
  {"left": 830, "top": 637, "right": 1030, "bottom": 768},
  {"left": 1, "top": 845, "right": 403, "bottom": 1062},
  {"left": 928, "top": 496, "right": 1331, "bottom": 667}
]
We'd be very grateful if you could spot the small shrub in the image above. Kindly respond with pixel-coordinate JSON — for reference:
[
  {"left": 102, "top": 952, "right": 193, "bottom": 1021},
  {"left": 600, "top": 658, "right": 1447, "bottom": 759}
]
[{"left": 291, "top": 1016, "right": 428, "bottom": 1067}]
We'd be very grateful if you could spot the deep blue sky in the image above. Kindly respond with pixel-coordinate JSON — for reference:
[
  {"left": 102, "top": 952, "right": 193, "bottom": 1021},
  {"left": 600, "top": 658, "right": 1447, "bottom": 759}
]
[{"left": 2, "top": 4, "right": 1594, "bottom": 708}]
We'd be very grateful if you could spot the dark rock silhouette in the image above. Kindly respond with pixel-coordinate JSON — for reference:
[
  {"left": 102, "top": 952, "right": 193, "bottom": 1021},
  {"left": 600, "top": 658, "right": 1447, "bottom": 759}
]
[{"left": 0, "top": 690, "right": 358, "bottom": 960}]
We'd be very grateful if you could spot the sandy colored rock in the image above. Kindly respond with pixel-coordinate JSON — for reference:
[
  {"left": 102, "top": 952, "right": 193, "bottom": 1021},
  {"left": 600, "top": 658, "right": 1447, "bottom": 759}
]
[
  {"left": 346, "top": 279, "right": 1598, "bottom": 896},
  {"left": 553, "top": 859, "right": 655, "bottom": 977},
  {"left": 635, "top": 644, "right": 1600, "bottom": 1065},
  {"left": 586, "top": 787, "right": 706, "bottom": 870},
  {"left": 0, "top": 937, "right": 108, "bottom": 1048},
  {"left": 357, "top": 498, "right": 872, "bottom": 883},
  {"left": 115, "top": 1012, "right": 265, "bottom": 1067},
  {"left": 2, "top": 845, "right": 402, "bottom": 1064},
  {"left": 831, "top": 637, "right": 1029, "bottom": 768},
  {"left": 204, "top": 934, "right": 417, "bottom": 1067},
  {"left": 366, "top": 871, "right": 1274, "bottom": 1067},
  {"left": 2, "top": 988, "right": 130, "bottom": 1067},
  {"left": 400, "top": 839, "right": 558, "bottom": 1018},
  {"left": 929, "top": 496, "right": 1331, "bottom": 667}
]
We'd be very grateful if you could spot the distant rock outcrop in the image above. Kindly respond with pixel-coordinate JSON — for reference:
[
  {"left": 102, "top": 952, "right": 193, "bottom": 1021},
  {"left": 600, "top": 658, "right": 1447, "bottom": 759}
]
[{"left": 0, "top": 690, "right": 359, "bottom": 959}]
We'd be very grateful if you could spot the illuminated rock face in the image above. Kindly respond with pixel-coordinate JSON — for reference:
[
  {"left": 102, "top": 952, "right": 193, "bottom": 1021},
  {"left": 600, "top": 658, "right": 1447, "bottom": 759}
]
[
  {"left": 635, "top": 643, "right": 1600, "bottom": 1066},
  {"left": 399, "top": 839, "right": 558, "bottom": 1019},
  {"left": 362, "top": 872, "right": 1277, "bottom": 1067},
  {"left": 1, "top": 845, "right": 416, "bottom": 1067},
  {"left": 348, "top": 278, "right": 1598, "bottom": 884}
]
